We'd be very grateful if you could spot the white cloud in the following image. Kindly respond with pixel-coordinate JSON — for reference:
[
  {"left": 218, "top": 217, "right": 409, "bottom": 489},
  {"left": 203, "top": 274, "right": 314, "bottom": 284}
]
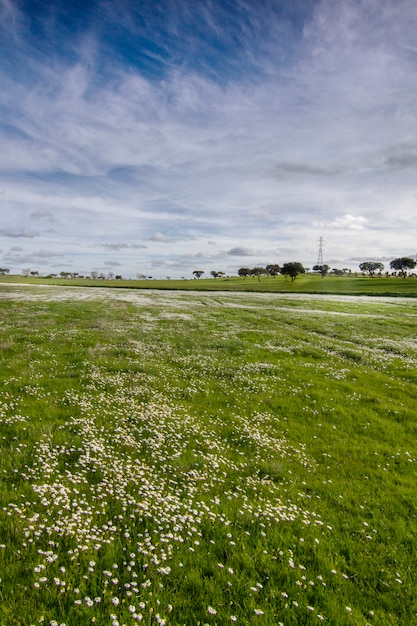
[
  {"left": 149, "top": 232, "right": 180, "bottom": 243},
  {"left": 331, "top": 214, "right": 368, "bottom": 230}
]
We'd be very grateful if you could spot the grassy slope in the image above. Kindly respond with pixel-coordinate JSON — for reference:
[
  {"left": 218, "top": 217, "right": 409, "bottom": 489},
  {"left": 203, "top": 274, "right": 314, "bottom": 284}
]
[
  {"left": 1, "top": 288, "right": 417, "bottom": 624},
  {"left": 1, "top": 273, "right": 417, "bottom": 296}
]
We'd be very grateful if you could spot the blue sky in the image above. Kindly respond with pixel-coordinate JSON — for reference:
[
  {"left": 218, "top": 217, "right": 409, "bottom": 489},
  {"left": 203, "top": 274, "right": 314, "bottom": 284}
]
[{"left": 1, "top": 0, "right": 417, "bottom": 278}]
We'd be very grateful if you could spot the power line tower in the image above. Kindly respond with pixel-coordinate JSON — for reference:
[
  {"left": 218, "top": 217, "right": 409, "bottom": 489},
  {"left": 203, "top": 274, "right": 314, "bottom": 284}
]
[{"left": 317, "top": 237, "right": 324, "bottom": 266}]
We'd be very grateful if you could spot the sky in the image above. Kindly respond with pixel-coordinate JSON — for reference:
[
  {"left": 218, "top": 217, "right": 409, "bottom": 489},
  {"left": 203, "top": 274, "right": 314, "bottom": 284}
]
[{"left": 1, "top": 0, "right": 417, "bottom": 279}]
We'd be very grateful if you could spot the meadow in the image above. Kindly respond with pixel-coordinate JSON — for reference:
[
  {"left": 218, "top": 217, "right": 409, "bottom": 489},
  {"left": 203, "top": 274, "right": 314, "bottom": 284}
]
[
  {"left": 1, "top": 272, "right": 417, "bottom": 298},
  {"left": 1, "top": 284, "right": 417, "bottom": 625}
]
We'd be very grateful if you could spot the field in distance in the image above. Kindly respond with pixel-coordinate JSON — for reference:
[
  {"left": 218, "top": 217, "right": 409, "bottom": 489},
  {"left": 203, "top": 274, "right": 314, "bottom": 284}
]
[
  {"left": 1, "top": 284, "right": 417, "bottom": 624},
  {"left": 1, "top": 272, "right": 417, "bottom": 297}
]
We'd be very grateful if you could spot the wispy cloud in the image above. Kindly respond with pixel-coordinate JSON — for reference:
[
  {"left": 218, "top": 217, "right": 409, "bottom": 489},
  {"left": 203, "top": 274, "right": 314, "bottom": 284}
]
[
  {"left": 383, "top": 143, "right": 417, "bottom": 171},
  {"left": 30, "top": 209, "right": 58, "bottom": 222},
  {"left": 148, "top": 233, "right": 181, "bottom": 243},
  {"left": 99, "top": 243, "right": 148, "bottom": 250},
  {"left": 0, "top": 227, "right": 39, "bottom": 238},
  {"left": 227, "top": 246, "right": 257, "bottom": 257},
  {"left": 104, "top": 260, "right": 122, "bottom": 267},
  {"left": 273, "top": 161, "right": 348, "bottom": 178},
  {"left": 3, "top": 249, "right": 63, "bottom": 265}
]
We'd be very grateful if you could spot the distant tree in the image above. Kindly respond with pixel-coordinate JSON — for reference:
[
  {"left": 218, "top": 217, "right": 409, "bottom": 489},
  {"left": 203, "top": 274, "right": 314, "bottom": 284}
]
[
  {"left": 91, "top": 271, "right": 98, "bottom": 279},
  {"left": 192, "top": 270, "right": 204, "bottom": 279},
  {"left": 238, "top": 267, "right": 250, "bottom": 279},
  {"left": 115, "top": 275, "right": 122, "bottom": 280},
  {"left": 313, "top": 264, "right": 330, "bottom": 277},
  {"left": 211, "top": 270, "right": 219, "bottom": 278},
  {"left": 107, "top": 272, "right": 114, "bottom": 280},
  {"left": 281, "top": 262, "right": 305, "bottom": 282},
  {"left": 359, "top": 261, "right": 384, "bottom": 277},
  {"left": 30, "top": 271, "right": 39, "bottom": 277},
  {"left": 22, "top": 268, "right": 31, "bottom": 277},
  {"left": 136, "top": 273, "right": 146, "bottom": 280},
  {"left": 332, "top": 268, "right": 344, "bottom": 276},
  {"left": 0, "top": 268, "right": 10, "bottom": 275},
  {"left": 266, "top": 264, "right": 280, "bottom": 277},
  {"left": 390, "top": 257, "right": 417, "bottom": 278},
  {"left": 251, "top": 267, "right": 266, "bottom": 282}
]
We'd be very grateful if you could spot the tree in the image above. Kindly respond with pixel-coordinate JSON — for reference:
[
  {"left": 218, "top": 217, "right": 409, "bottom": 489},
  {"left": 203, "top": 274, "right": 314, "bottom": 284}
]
[
  {"left": 390, "top": 257, "right": 417, "bottom": 278},
  {"left": 313, "top": 264, "right": 330, "bottom": 277},
  {"left": 192, "top": 270, "right": 204, "bottom": 279},
  {"left": 251, "top": 267, "right": 266, "bottom": 282},
  {"left": 22, "top": 268, "right": 31, "bottom": 277},
  {"left": 266, "top": 264, "right": 280, "bottom": 277},
  {"left": 0, "top": 268, "right": 9, "bottom": 275},
  {"left": 281, "top": 262, "right": 305, "bottom": 282},
  {"left": 238, "top": 267, "right": 250, "bottom": 279},
  {"left": 359, "top": 261, "right": 384, "bottom": 277}
]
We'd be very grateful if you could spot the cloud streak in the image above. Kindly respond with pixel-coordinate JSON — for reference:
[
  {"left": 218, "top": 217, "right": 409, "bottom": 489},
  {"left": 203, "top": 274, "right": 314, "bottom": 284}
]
[
  {"left": 227, "top": 246, "right": 258, "bottom": 257},
  {"left": 0, "top": 227, "right": 39, "bottom": 238}
]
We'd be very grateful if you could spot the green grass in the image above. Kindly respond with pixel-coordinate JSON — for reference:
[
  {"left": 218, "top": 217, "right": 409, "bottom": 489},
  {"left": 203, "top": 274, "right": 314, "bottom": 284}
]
[
  {"left": 1, "top": 285, "right": 417, "bottom": 624},
  {"left": 2, "top": 272, "right": 417, "bottom": 297}
]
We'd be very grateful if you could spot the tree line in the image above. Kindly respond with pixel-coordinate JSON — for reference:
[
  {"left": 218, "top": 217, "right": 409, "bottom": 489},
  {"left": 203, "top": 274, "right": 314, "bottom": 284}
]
[
  {"left": 197, "top": 256, "right": 417, "bottom": 282},
  {"left": 237, "top": 263, "right": 305, "bottom": 282},
  {"left": 358, "top": 257, "right": 416, "bottom": 278},
  {"left": 193, "top": 263, "right": 306, "bottom": 282},
  {"left": 1, "top": 256, "right": 415, "bottom": 281}
]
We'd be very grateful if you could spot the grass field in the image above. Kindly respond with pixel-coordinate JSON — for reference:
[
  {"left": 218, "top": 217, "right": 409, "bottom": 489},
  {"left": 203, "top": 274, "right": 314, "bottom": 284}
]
[
  {"left": 1, "top": 284, "right": 417, "bottom": 625},
  {"left": 1, "top": 272, "right": 417, "bottom": 298}
]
